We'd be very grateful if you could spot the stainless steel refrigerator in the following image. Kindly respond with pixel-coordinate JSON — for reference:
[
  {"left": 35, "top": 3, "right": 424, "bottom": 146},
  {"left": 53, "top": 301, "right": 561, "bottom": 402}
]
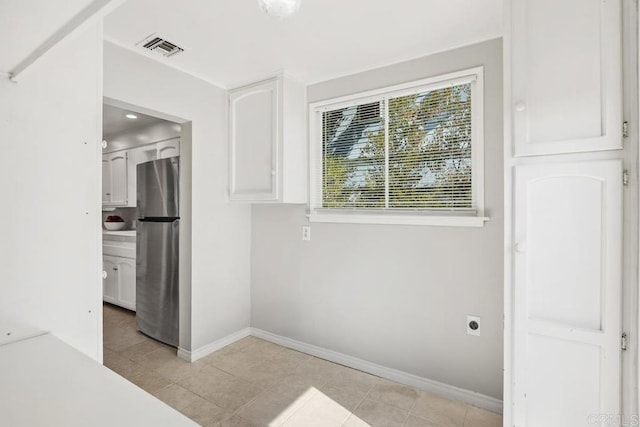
[{"left": 136, "top": 157, "right": 179, "bottom": 347}]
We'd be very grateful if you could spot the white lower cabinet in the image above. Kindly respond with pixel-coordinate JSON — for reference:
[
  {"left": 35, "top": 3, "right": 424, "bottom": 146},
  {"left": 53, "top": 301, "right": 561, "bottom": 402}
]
[
  {"left": 102, "top": 256, "right": 118, "bottom": 305},
  {"left": 103, "top": 254, "right": 136, "bottom": 311}
]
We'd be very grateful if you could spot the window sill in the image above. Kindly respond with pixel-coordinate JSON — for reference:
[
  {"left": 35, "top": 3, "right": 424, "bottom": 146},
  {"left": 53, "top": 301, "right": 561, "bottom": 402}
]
[{"left": 307, "top": 213, "right": 489, "bottom": 227}]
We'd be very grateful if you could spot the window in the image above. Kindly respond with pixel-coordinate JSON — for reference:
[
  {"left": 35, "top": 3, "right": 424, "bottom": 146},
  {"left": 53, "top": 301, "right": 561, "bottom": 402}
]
[{"left": 309, "top": 68, "right": 486, "bottom": 226}]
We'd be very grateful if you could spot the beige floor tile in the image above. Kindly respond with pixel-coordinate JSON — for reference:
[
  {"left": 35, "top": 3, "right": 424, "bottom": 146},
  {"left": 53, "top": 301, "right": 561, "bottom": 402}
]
[
  {"left": 178, "top": 365, "right": 263, "bottom": 411},
  {"left": 464, "top": 406, "right": 502, "bottom": 427},
  {"left": 410, "top": 392, "right": 467, "bottom": 427},
  {"left": 281, "top": 358, "right": 334, "bottom": 389},
  {"left": 219, "top": 415, "right": 262, "bottom": 427},
  {"left": 103, "top": 347, "right": 116, "bottom": 362},
  {"left": 281, "top": 388, "right": 351, "bottom": 427},
  {"left": 104, "top": 308, "right": 471, "bottom": 427},
  {"left": 238, "top": 337, "right": 287, "bottom": 357},
  {"left": 230, "top": 357, "right": 299, "bottom": 389},
  {"left": 367, "top": 379, "right": 420, "bottom": 411},
  {"left": 153, "top": 383, "right": 204, "bottom": 411},
  {"left": 317, "top": 384, "right": 367, "bottom": 411},
  {"left": 235, "top": 386, "right": 313, "bottom": 426},
  {"left": 201, "top": 344, "right": 243, "bottom": 365},
  {"left": 136, "top": 346, "right": 179, "bottom": 370},
  {"left": 118, "top": 339, "right": 169, "bottom": 362},
  {"left": 205, "top": 346, "right": 271, "bottom": 375},
  {"left": 341, "top": 415, "right": 370, "bottom": 427},
  {"left": 155, "top": 358, "right": 207, "bottom": 383},
  {"left": 180, "top": 396, "right": 232, "bottom": 427},
  {"left": 129, "top": 369, "right": 173, "bottom": 395},
  {"left": 323, "top": 365, "right": 380, "bottom": 395},
  {"left": 276, "top": 347, "right": 315, "bottom": 365},
  {"left": 104, "top": 351, "right": 146, "bottom": 379},
  {"left": 346, "top": 398, "right": 409, "bottom": 427},
  {"left": 231, "top": 336, "right": 266, "bottom": 351},
  {"left": 404, "top": 414, "right": 439, "bottom": 427},
  {"left": 104, "top": 325, "right": 148, "bottom": 351}
]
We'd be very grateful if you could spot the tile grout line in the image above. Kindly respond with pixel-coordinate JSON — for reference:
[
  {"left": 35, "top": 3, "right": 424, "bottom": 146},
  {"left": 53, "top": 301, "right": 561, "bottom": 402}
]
[
  {"left": 341, "top": 388, "right": 373, "bottom": 427},
  {"left": 462, "top": 403, "right": 470, "bottom": 427}
]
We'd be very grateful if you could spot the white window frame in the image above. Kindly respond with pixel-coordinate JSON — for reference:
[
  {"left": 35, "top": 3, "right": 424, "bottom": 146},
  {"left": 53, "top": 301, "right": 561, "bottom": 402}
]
[{"left": 308, "top": 67, "right": 488, "bottom": 227}]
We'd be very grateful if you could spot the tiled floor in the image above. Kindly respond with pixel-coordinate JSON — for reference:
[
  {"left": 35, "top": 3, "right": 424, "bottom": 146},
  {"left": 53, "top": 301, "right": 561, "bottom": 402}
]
[{"left": 103, "top": 304, "right": 502, "bottom": 427}]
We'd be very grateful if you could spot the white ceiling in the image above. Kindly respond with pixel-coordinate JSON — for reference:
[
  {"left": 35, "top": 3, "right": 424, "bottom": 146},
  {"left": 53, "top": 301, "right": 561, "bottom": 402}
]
[
  {"left": 0, "top": 0, "right": 95, "bottom": 72},
  {"left": 104, "top": 0, "right": 502, "bottom": 88},
  {"left": 103, "top": 104, "right": 167, "bottom": 138}
]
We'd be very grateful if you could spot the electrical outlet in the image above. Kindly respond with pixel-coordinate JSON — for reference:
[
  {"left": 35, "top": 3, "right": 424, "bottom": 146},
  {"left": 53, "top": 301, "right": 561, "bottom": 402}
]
[
  {"left": 467, "top": 315, "right": 481, "bottom": 336},
  {"left": 302, "top": 226, "right": 311, "bottom": 241}
]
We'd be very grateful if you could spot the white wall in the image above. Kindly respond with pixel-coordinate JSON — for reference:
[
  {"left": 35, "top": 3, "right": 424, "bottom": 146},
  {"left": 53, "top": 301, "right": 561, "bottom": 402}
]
[
  {"left": 251, "top": 39, "right": 504, "bottom": 399},
  {"left": 0, "top": 23, "right": 103, "bottom": 357},
  {"left": 103, "top": 42, "right": 251, "bottom": 352}
]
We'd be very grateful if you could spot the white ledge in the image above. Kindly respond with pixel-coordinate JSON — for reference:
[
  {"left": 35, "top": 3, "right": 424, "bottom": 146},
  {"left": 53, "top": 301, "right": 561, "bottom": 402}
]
[{"left": 307, "top": 213, "right": 489, "bottom": 227}]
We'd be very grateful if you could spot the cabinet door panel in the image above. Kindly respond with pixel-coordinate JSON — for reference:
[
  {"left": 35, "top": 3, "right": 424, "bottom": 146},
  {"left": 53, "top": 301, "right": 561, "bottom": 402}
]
[
  {"left": 102, "top": 158, "right": 111, "bottom": 204},
  {"left": 117, "top": 258, "right": 136, "bottom": 311},
  {"left": 229, "top": 78, "right": 278, "bottom": 200},
  {"left": 109, "top": 153, "right": 128, "bottom": 205},
  {"left": 103, "top": 256, "right": 118, "bottom": 304},
  {"left": 157, "top": 139, "right": 180, "bottom": 159},
  {"left": 512, "top": 0, "right": 621, "bottom": 155},
  {"left": 513, "top": 160, "right": 622, "bottom": 426}
]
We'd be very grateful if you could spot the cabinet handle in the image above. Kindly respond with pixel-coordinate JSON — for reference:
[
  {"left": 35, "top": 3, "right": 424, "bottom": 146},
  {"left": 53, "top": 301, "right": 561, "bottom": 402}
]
[
  {"left": 113, "top": 267, "right": 118, "bottom": 271},
  {"left": 106, "top": 193, "right": 111, "bottom": 196},
  {"left": 102, "top": 270, "right": 107, "bottom": 279}
]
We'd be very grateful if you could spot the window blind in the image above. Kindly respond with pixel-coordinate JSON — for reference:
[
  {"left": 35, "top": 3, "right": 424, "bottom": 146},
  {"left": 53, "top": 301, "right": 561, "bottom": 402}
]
[{"left": 318, "top": 81, "right": 473, "bottom": 211}]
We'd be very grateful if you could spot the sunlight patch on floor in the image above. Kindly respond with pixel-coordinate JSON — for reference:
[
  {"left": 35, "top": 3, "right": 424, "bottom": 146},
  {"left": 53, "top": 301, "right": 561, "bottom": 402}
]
[{"left": 267, "top": 387, "right": 371, "bottom": 427}]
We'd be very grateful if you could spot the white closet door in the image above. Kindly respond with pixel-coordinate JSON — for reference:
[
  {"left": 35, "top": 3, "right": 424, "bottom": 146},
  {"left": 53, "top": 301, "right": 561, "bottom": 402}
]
[
  {"left": 511, "top": 0, "right": 622, "bottom": 156},
  {"left": 513, "top": 160, "right": 622, "bottom": 427}
]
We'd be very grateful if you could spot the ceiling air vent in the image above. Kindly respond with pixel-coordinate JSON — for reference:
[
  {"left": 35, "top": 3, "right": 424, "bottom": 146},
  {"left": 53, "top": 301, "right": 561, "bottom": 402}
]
[{"left": 139, "top": 35, "right": 184, "bottom": 58}]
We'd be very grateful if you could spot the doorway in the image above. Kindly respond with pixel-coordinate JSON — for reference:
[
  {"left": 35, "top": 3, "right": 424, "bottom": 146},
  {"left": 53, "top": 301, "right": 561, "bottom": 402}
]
[{"left": 100, "top": 97, "right": 192, "bottom": 367}]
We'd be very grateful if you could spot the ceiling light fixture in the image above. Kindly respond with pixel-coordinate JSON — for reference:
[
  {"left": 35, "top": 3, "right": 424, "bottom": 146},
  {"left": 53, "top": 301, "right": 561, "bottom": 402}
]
[
  {"left": 257, "top": 0, "right": 301, "bottom": 18},
  {"left": 125, "top": 114, "right": 138, "bottom": 119}
]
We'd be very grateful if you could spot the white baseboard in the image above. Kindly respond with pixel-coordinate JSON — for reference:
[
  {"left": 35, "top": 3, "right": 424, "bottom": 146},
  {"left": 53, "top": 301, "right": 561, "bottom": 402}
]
[
  {"left": 250, "top": 327, "right": 503, "bottom": 414},
  {"left": 177, "top": 327, "right": 251, "bottom": 362}
]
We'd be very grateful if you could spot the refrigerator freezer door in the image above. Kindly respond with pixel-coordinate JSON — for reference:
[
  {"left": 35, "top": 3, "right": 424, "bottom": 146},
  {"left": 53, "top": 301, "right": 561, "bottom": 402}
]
[
  {"left": 137, "top": 158, "right": 179, "bottom": 218},
  {"left": 136, "top": 220, "right": 179, "bottom": 347}
]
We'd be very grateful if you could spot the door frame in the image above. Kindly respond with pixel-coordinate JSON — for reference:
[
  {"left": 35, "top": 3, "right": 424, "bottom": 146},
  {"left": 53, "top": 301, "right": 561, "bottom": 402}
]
[{"left": 100, "top": 96, "right": 192, "bottom": 359}]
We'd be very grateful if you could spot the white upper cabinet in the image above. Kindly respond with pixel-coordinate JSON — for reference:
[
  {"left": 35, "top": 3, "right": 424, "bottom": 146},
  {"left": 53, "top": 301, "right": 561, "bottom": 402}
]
[
  {"left": 157, "top": 138, "right": 180, "bottom": 159},
  {"left": 511, "top": 0, "right": 622, "bottom": 156},
  {"left": 102, "top": 139, "right": 180, "bottom": 208},
  {"left": 102, "top": 158, "right": 111, "bottom": 205},
  {"left": 229, "top": 73, "right": 307, "bottom": 203},
  {"left": 103, "top": 152, "right": 128, "bottom": 206}
]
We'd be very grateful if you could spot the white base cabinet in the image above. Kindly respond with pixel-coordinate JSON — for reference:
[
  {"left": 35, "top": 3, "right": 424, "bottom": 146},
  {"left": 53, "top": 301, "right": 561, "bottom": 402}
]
[
  {"left": 103, "top": 241, "right": 136, "bottom": 311},
  {"left": 103, "top": 255, "right": 136, "bottom": 311}
]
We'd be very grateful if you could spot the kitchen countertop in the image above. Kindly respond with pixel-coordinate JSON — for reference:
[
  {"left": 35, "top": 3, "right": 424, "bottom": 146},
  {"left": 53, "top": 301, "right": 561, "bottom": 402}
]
[{"left": 0, "top": 334, "right": 196, "bottom": 427}]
